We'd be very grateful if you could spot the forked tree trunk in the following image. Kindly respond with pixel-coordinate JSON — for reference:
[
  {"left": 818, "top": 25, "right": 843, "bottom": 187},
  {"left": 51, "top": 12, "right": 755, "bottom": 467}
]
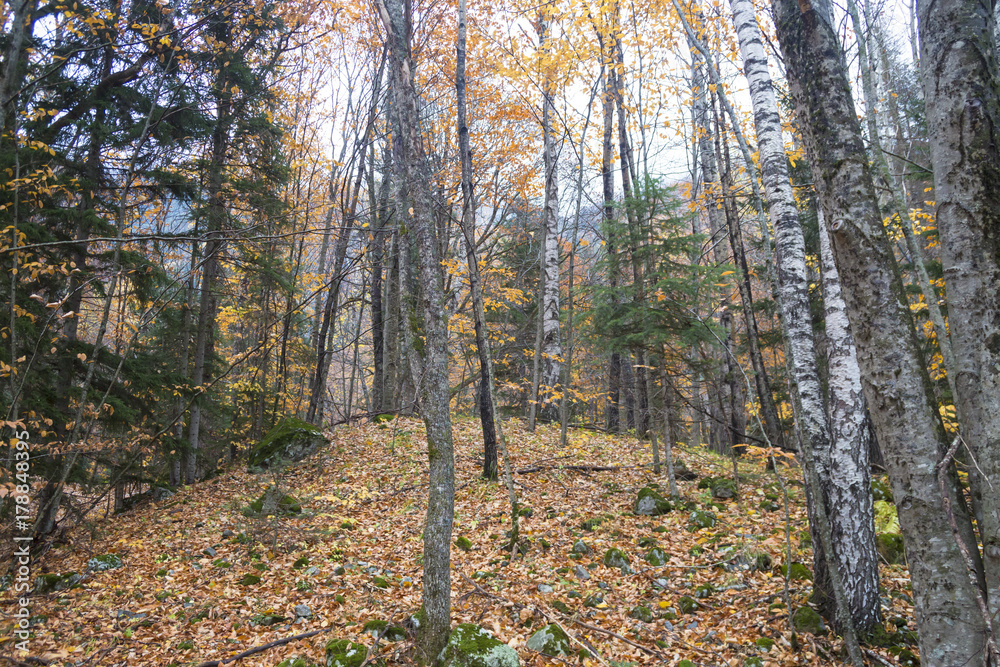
[
  {"left": 729, "top": 0, "right": 879, "bottom": 631},
  {"left": 772, "top": 0, "right": 986, "bottom": 661},
  {"left": 918, "top": 0, "right": 1000, "bottom": 625},
  {"left": 375, "top": 0, "right": 456, "bottom": 660}
]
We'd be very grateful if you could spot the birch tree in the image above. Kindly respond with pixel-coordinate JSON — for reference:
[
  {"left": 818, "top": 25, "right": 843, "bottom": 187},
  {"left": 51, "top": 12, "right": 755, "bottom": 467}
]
[
  {"left": 728, "top": 0, "right": 879, "bottom": 630},
  {"left": 771, "top": 0, "right": 987, "bottom": 660}
]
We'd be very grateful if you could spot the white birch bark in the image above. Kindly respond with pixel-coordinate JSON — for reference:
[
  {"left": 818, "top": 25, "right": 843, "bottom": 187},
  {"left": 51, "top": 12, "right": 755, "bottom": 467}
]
[
  {"left": 771, "top": 0, "right": 986, "bottom": 661},
  {"left": 729, "top": 0, "right": 879, "bottom": 631},
  {"left": 539, "top": 12, "right": 562, "bottom": 408}
]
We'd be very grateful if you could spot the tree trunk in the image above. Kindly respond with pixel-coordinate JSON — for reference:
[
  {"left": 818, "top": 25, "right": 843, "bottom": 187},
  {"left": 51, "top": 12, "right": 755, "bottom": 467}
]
[
  {"left": 538, "top": 10, "right": 562, "bottom": 417},
  {"left": 772, "top": 0, "right": 987, "bottom": 660},
  {"left": 847, "top": 0, "right": 956, "bottom": 398},
  {"left": 729, "top": 0, "right": 880, "bottom": 631},
  {"left": 715, "top": 94, "right": 785, "bottom": 452},
  {"left": 814, "top": 209, "right": 880, "bottom": 626},
  {"left": 376, "top": 0, "right": 455, "bottom": 660},
  {"left": 597, "top": 34, "right": 622, "bottom": 433},
  {"left": 456, "top": 0, "right": 498, "bottom": 479},
  {"left": 918, "top": 0, "right": 1000, "bottom": 624}
]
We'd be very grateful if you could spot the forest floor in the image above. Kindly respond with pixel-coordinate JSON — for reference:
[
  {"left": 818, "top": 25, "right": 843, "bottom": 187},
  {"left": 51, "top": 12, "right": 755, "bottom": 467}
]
[{"left": 2, "top": 417, "right": 917, "bottom": 666}]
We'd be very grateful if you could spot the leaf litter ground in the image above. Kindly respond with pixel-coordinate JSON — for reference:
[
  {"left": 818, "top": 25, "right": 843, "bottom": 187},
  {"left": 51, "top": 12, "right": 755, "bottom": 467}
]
[{"left": 3, "top": 417, "right": 917, "bottom": 666}]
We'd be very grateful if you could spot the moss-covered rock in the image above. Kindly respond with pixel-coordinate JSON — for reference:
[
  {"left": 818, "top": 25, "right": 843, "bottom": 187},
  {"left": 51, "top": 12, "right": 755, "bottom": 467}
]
[
  {"left": 455, "top": 536, "right": 473, "bottom": 552},
  {"left": 249, "top": 418, "right": 327, "bottom": 468},
  {"left": 526, "top": 623, "right": 572, "bottom": 657},
  {"left": 792, "top": 606, "right": 826, "bottom": 634},
  {"left": 602, "top": 548, "right": 630, "bottom": 570},
  {"left": 876, "top": 533, "right": 906, "bottom": 565},
  {"left": 580, "top": 517, "right": 604, "bottom": 531},
  {"left": 697, "top": 476, "right": 716, "bottom": 490},
  {"left": 687, "top": 509, "right": 716, "bottom": 531},
  {"left": 571, "top": 540, "right": 591, "bottom": 556},
  {"left": 325, "top": 639, "right": 368, "bottom": 667},
  {"left": 645, "top": 547, "right": 668, "bottom": 566},
  {"left": 362, "top": 619, "right": 407, "bottom": 641},
  {"left": 677, "top": 596, "right": 697, "bottom": 614},
  {"left": 438, "top": 623, "right": 520, "bottom": 667},
  {"left": 628, "top": 605, "right": 654, "bottom": 623},
  {"left": 778, "top": 562, "right": 812, "bottom": 581},
  {"left": 87, "top": 554, "right": 123, "bottom": 572},
  {"left": 238, "top": 574, "right": 261, "bottom": 586},
  {"left": 634, "top": 485, "right": 673, "bottom": 516},
  {"left": 276, "top": 658, "right": 319, "bottom": 667},
  {"left": 710, "top": 478, "right": 737, "bottom": 500},
  {"left": 34, "top": 572, "right": 81, "bottom": 594},
  {"left": 755, "top": 637, "right": 775, "bottom": 651}
]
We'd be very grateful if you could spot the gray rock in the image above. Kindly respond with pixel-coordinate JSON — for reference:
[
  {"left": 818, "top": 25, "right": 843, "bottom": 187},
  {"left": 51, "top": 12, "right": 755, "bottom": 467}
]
[
  {"left": 203, "top": 547, "right": 217, "bottom": 558},
  {"left": 249, "top": 418, "right": 327, "bottom": 468},
  {"left": 686, "top": 621, "right": 698, "bottom": 630},
  {"left": 571, "top": 540, "right": 591, "bottom": 555},
  {"left": 222, "top": 529, "right": 235, "bottom": 539},
  {"left": 664, "top": 620, "right": 674, "bottom": 632},
  {"left": 294, "top": 604, "right": 312, "bottom": 618},
  {"left": 305, "top": 566, "right": 319, "bottom": 576},
  {"left": 596, "top": 582, "right": 609, "bottom": 590},
  {"left": 573, "top": 565, "right": 590, "bottom": 581},
  {"left": 526, "top": 623, "right": 572, "bottom": 657},
  {"left": 537, "top": 584, "right": 554, "bottom": 594}
]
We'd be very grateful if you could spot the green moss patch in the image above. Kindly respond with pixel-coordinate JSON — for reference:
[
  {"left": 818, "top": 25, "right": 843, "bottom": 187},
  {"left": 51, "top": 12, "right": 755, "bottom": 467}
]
[{"left": 249, "top": 417, "right": 327, "bottom": 468}]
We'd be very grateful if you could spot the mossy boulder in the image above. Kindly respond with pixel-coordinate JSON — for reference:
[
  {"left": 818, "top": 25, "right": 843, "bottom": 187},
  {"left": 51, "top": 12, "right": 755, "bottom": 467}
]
[
  {"left": 456, "top": 536, "right": 473, "bottom": 552},
  {"left": 792, "top": 606, "right": 826, "bottom": 635},
  {"left": 86, "top": 554, "right": 123, "bottom": 572},
  {"left": 526, "top": 623, "right": 572, "bottom": 657},
  {"left": 325, "top": 639, "right": 368, "bottom": 667},
  {"left": 34, "top": 572, "right": 81, "bottom": 594},
  {"left": 245, "top": 487, "right": 303, "bottom": 516},
  {"left": 645, "top": 547, "right": 668, "bottom": 566},
  {"left": 628, "top": 605, "right": 654, "bottom": 623},
  {"left": 687, "top": 509, "right": 716, "bottom": 531},
  {"left": 710, "top": 478, "right": 737, "bottom": 500},
  {"left": 438, "top": 623, "right": 520, "bottom": 667},
  {"left": 634, "top": 485, "right": 672, "bottom": 516},
  {"left": 276, "top": 658, "right": 319, "bottom": 667},
  {"left": 362, "top": 619, "right": 406, "bottom": 641},
  {"left": 778, "top": 562, "right": 812, "bottom": 581},
  {"left": 876, "top": 533, "right": 906, "bottom": 565},
  {"left": 602, "top": 548, "right": 630, "bottom": 570},
  {"left": 249, "top": 417, "right": 327, "bottom": 468},
  {"left": 677, "top": 596, "right": 697, "bottom": 614}
]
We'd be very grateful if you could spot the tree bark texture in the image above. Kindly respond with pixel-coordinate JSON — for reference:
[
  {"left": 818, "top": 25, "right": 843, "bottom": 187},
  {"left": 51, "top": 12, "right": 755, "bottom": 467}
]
[
  {"left": 729, "top": 0, "right": 879, "bottom": 630},
  {"left": 772, "top": 0, "right": 987, "bottom": 660},
  {"left": 375, "top": 0, "right": 456, "bottom": 661},
  {"left": 538, "top": 11, "right": 562, "bottom": 413},
  {"left": 918, "top": 0, "right": 1000, "bottom": 619}
]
